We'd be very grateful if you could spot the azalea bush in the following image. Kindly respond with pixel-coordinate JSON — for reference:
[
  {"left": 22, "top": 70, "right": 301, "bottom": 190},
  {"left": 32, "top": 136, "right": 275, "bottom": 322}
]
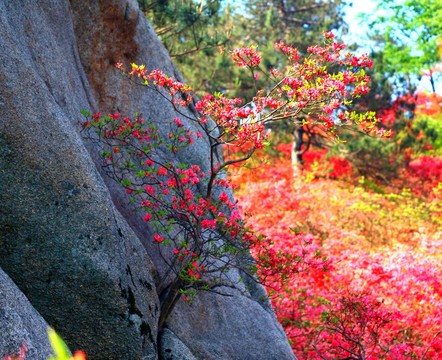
[
  {"left": 82, "top": 32, "right": 386, "bottom": 330},
  {"left": 82, "top": 109, "right": 259, "bottom": 328},
  {"left": 230, "top": 151, "right": 442, "bottom": 359},
  {"left": 337, "top": 92, "right": 442, "bottom": 185}
]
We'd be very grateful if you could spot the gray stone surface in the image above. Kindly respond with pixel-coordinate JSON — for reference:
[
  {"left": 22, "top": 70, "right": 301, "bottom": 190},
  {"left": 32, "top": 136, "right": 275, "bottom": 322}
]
[
  {"left": 0, "top": 267, "right": 52, "bottom": 360},
  {"left": 168, "top": 291, "right": 295, "bottom": 360},
  {"left": 158, "top": 328, "right": 198, "bottom": 360},
  {"left": 0, "top": 1, "right": 159, "bottom": 359},
  {"left": 0, "top": 0, "right": 296, "bottom": 359}
]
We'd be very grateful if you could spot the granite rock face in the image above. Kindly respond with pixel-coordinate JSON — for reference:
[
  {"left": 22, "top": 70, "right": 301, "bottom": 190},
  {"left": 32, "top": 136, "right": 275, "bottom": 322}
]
[
  {"left": 0, "top": 1, "right": 158, "bottom": 359},
  {"left": 158, "top": 328, "right": 198, "bottom": 360},
  {"left": 0, "top": 0, "right": 295, "bottom": 359}
]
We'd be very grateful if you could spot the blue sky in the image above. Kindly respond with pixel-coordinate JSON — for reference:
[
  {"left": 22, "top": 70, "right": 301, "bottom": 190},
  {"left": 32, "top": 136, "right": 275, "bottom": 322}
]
[{"left": 343, "top": 0, "right": 378, "bottom": 47}]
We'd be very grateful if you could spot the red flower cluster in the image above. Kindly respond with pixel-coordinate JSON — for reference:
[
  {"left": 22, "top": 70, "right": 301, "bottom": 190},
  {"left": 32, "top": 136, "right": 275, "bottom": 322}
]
[{"left": 231, "top": 47, "right": 262, "bottom": 68}]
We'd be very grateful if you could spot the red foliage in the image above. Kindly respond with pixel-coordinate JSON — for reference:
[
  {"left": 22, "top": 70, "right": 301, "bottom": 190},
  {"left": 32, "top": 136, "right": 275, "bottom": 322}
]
[
  {"left": 328, "top": 156, "right": 353, "bottom": 178},
  {"left": 298, "top": 148, "right": 353, "bottom": 179},
  {"left": 415, "top": 92, "right": 442, "bottom": 117},
  {"left": 379, "top": 94, "right": 416, "bottom": 127},
  {"left": 401, "top": 156, "right": 442, "bottom": 196},
  {"left": 303, "top": 149, "right": 327, "bottom": 169},
  {"left": 408, "top": 156, "right": 442, "bottom": 182},
  {"left": 231, "top": 153, "right": 442, "bottom": 359},
  {"left": 274, "top": 143, "right": 292, "bottom": 157}
]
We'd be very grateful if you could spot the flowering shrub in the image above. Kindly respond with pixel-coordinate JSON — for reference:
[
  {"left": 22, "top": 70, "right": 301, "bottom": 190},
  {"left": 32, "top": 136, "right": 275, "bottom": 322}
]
[
  {"left": 83, "top": 32, "right": 386, "bottom": 330},
  {"left": 342, "top": 91, "right": 442, "bottom": 184},
  {"left": 231, "top": 151, "right": 442, "bottom": 359},
  {"left": 302, "top": 149, "right": 353, "bottom": 179},
  {"left": 82, "top": 111, "right": 257, "bottom": 327},
  {"left": 408, "top": 156, "right": 442, "bottom": 183},
  {"left": 313, "top": 292, "right": 399, "bottom": 359}
]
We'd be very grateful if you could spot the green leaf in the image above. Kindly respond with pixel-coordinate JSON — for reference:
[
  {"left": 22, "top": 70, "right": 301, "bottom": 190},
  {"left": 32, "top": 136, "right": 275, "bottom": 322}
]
[
  {"left": 121, "top": 179, "right": 132, "bottom": 186},
  {"left": 48, "top": 328, "right": 71, "bottom": 360}
]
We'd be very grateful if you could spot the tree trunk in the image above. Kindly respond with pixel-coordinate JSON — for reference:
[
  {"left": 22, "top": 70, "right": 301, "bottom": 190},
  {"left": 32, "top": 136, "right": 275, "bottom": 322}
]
[
  {"left": 291, "top": 126, "right": 304, "bottom": 176},
  {"left": 158, "top": 279, "right": 183, "bottom": 330},
  {"left": 430, "top": 73, "right": 436, "bottom": 94}
]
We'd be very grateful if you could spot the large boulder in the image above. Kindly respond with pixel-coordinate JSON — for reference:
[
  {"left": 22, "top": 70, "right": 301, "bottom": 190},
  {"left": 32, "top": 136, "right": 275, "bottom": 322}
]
[
  {"left": 0, "top": 0, "right": 295, "bottom": 359},
  {"left": 0, "top": 1, "right": 158, "bottom": 359},
  {"left": 0, "top": 268, "right": 52, "bottom": 360}
]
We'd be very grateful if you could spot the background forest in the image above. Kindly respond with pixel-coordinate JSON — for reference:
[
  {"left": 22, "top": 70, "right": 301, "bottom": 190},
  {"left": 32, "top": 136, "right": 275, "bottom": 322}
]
[{"left": 138, "top": 0, "right": 442, "bottom": 358}]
